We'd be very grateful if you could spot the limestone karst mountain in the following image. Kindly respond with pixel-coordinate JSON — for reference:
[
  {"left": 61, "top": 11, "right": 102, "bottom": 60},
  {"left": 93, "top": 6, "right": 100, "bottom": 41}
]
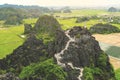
[
  {"left": 0, "top": 16, "right": 116, "bottom": 80},
  {"left": 33, "top": 15, "right": 61, "bottom": 37}
]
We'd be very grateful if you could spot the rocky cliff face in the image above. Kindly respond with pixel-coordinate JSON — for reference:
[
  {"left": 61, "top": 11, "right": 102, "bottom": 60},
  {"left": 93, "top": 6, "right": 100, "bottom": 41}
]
[
  {"left": 54, "top": 27, "right": 100, "bottom": 67},
  {"left": 0, "top": 72, "right": 20, "bottom": 80},
  {"left": 54, "top": 26, "right": 115, "bottom": 80}
]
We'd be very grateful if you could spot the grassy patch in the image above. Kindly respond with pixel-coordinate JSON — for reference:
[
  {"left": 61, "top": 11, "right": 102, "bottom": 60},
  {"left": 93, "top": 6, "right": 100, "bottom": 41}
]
[
  {"left": 115, "top": 68, "right": 120, "bottom": 80},
  {"left": 111, "top": 23, "right": 120, "bottom": 29},
  {"left": 36, "top": 33, "right": 55, "bottom": 44},
  {"left": 23, "top": 18, "right": 38, "bottom": 25},
  {"left": 0, "top": 25, "right": 24, "bottom": 59}
]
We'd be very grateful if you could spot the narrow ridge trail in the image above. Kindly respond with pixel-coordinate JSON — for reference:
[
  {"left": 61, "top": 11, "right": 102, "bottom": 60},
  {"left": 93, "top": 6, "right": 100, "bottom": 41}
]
[{"left": 54, "top": 30, "right": 84, "bottom": 80}]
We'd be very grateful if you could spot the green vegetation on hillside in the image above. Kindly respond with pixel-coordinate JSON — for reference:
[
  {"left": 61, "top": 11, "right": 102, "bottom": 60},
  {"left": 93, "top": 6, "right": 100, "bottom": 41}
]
[
  {"left": 83, "top": 53, "right": 115, "bottom": 80},
  {"left": 115, "top": 68, "right": 120, "bottom": 80},
  {"left": 19, "top": 59, "right": 67, "bottom": 80},
  {"left": 83, "top": 67, "right": 103, "bottom": 80}
]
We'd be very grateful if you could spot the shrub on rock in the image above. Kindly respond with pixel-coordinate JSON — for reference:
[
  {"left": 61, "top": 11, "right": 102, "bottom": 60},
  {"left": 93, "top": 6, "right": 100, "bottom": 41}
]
[{"left": 19, "top": 59, "right": 67, "bottom": 80}]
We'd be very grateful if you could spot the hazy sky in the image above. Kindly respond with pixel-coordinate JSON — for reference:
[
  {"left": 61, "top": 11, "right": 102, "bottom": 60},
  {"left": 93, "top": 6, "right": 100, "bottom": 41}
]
[{"left": 0, "top": 0, "right": 120, "bottom": 7}]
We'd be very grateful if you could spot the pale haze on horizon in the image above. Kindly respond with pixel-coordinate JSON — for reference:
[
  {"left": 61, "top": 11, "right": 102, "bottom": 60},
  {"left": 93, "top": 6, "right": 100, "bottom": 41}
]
[{"left": 0, "top": 0, "right": 120, "bottom": 7}]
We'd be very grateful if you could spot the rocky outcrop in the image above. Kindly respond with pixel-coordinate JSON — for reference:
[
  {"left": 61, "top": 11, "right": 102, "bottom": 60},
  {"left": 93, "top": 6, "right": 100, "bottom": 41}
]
[
  {"left": 54, "top": 26, "right": 115, "bottom": 80},
  {"left": 90, "top": 23, "right": 120, "bottom": 34},
  {"left": 54, "top": 27, "right": 101, "bottom": 67},
  {"left": 76, "top": 17, "right": 89, "bottom": 23},
  {"left": 54, "top": 30, "right": 69, "bottom": 53},
  {"left": 33, "top": 15, "right": 61, "bottom": 36},
  {"left": 46, "top": 29, "right": 69, "bottom": 57},
  {"left": 24, "top": 24, "right": 32, "bottom": 34},
  {"left": 0, "top": 72, "right": 20, "bottom": 80}
]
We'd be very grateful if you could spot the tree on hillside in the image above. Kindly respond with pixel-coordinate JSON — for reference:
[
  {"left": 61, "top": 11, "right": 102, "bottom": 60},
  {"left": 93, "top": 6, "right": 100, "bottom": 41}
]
[{"left": 108, "top": 7, "right": 117, "bottom": 12}]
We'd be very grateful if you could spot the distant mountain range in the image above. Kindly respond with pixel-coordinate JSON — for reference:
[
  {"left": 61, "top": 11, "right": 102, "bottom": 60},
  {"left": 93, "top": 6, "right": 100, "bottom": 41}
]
[
  {"left": 0, "top": 3, "right": 120, "bottom": 9},
  {"left": 0, "top": 4, "right": 50, "bottom": 20}
]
